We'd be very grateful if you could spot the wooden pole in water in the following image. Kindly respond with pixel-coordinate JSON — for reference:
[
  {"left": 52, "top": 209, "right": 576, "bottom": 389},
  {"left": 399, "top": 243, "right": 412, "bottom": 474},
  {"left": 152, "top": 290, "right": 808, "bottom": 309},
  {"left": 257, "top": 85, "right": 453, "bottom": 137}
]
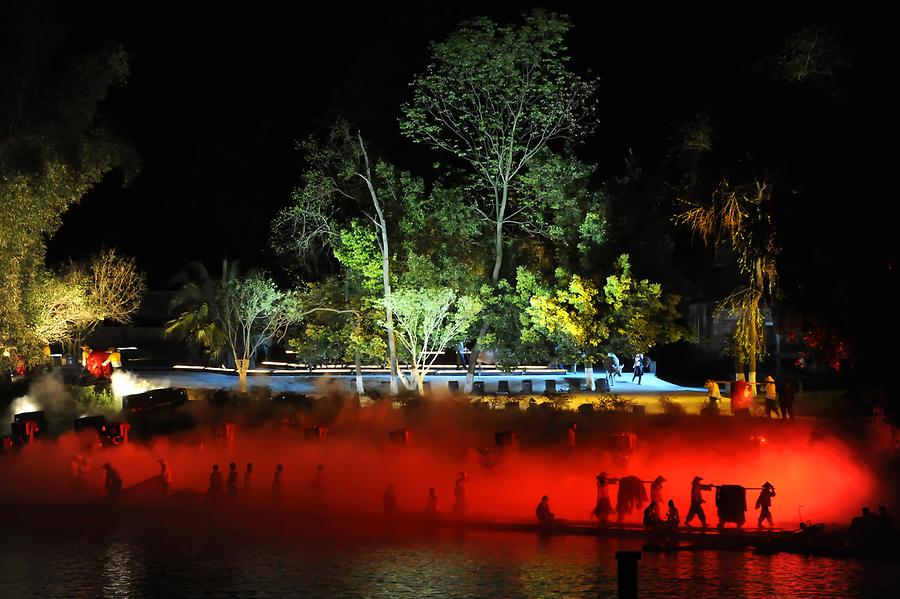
[{"left": 615, "top": 550, "right": 641, "bottom": 599}]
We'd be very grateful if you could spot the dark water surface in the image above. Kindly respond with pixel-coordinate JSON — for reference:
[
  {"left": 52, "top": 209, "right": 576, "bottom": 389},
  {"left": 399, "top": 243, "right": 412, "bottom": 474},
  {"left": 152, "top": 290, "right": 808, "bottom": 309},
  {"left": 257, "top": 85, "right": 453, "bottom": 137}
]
[{"left": 1, "top": 523, "right": 897, "bottom": 598}]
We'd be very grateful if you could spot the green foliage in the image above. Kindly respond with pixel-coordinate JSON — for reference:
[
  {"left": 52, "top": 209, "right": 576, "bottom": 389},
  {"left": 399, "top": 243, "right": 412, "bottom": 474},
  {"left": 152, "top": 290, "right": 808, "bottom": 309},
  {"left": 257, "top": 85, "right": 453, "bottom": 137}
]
[
  {"left": 398, "top": 184, "right": 485, "bottom": 291},
  {"left": 593, "top": 392, "right": 634, "bottom": 412},
  {"left": 528, "top": 271, "right": 607, "bottom": 364},
  {"left": 386, "top": 287, "right": 482, "bottom": 390},
  {"left": 774, "top": 26, "right": 850, "bottom": 84},
  {"left": 169, "top": 265, "right": 296, "bottom": 373},
  {"left": 400, "top": 11, "right": 596, "bottom": 179},
  {"left": 289, "top": 323, "right": 347, "bottom": 367},
  {"left": 270, "top": 176, "right": 338, "bottom": 279},
  {"left": 0, "top": 32, "right": 138, "bottom": 367},
  {"left": 479, "top": 267, "right": 554, "bottom": 369},
  {"left": 401, "top": 9, "right": 598, "bottom": 286},
  {"left": 217, "top": 274, "right": 298, "bottom": 372},
  {"left": 26, "top": 269, "right": 93, "bottom": 346},
  {"left": 288, "top": 275, "right": 386, "bottom": 368},
  {"left": 71, "top": 384, "right": 116, "bottom": 411},
  {"left": 523, "top": 255, "right": 687, "bottom": 362},
  {"left": 602, "top": 254, "right": 689, "bottom": 354},
  {"left": 166, "top": 261, "right": 240, "bottom": 365},
  {"left": 333, "top": 221, "right": 382, "bottom": 293}
]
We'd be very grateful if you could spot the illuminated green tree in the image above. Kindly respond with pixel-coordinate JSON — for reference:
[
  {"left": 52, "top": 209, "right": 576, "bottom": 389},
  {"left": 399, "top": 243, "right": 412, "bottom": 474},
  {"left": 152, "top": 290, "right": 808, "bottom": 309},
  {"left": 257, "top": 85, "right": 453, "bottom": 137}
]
[
  {"left": 528, "top": 272, "right": 607, "bottom": 389},
  {"left": 272, "top": 121, "right": 421, "bottom": 394},
  {"left": 386, "top": 287, "right": 482, "bottom": 394},
  {"left": 215, "top": 274, "right": 298, "bottom": 385},
  {"left": 601, "top": 254, "right": 688, "bottom": 355},
  {"left": 27, "top": 270, "right": 94, "bottom": 348},
  {"left": 0, "top": 22, "right": 138, "bottom": 367},
  {"left": 527, "top": 255, "right": 687, "bottom": 389},
  {"left": 401, "top": 10, "right": 597, "bottom": 391},
  {"left": 289, "top": 275, "right": 385, "bottom": 394}
]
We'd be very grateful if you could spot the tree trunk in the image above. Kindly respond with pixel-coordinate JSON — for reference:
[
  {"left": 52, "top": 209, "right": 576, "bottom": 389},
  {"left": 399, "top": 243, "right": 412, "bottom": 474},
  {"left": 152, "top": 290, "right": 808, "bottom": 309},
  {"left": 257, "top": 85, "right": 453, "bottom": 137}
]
[
  {"left": 466, "top": 183, "right": 509, "bottom": 393},
  {"left": 465, "top": 324, "right": 487, "bottom": 392},
  {"left": 358, "top": 132, "right": 400, "bottom": 395},
  {"left": 354, "top": 350, "right": 364, "bottom": 395},
  {"left": 585, "top": 359, "right": 595, "bottom": 391},
  {"left": 236, "top": 358, "right": 250, "bottom": 392},
  {"left": 734, "top": 338, "right": 744, "bottom": 382},
  {"left": 748, "top": 320, "right": 758, "bottom": 397},
  {"left": 412, "top": 363, "right": 425, "bottom": 395},
  {"left": 491, "top": 197, "right": 506, "bottom": 282},
  {"left": 748, "top": 259, "right": 763, "bottom": 398}
]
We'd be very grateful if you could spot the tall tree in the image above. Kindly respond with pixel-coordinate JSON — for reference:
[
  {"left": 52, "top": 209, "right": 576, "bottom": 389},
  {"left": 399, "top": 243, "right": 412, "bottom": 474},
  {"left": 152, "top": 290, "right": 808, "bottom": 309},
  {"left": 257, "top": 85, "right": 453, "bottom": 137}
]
[
  {"left": 272, "top": 121, "right": 421, "bottom": 394},
  {"left": 677, "top": 179, "right": 777, "bottom": 392},
  {"left": 400, "top": 10, "right": 597, "bottom": 390},
  {"left": 0, "top": 9, "right": 137, "bottom": 367}
]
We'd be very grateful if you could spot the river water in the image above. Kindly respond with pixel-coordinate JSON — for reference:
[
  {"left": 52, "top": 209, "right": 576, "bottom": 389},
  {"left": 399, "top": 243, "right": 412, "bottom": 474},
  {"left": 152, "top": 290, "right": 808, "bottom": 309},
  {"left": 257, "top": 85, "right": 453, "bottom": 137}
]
[{"left": 1, "top": 522, "right": 896, "bottom": 598}]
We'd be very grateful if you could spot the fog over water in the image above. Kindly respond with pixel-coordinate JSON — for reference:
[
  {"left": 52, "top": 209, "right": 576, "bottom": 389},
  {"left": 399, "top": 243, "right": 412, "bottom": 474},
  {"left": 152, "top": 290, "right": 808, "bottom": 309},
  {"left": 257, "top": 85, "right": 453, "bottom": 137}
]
[{"left": 1, "top": 372, "right": 893, "bottom": 598}]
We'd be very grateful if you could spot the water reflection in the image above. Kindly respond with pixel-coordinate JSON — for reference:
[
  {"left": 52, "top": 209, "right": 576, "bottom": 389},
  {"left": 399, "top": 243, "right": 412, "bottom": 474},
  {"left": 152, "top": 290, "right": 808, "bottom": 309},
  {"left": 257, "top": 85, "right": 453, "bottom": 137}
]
[{"left": 1, "top": 526, "right": 897, "bottom": 598}]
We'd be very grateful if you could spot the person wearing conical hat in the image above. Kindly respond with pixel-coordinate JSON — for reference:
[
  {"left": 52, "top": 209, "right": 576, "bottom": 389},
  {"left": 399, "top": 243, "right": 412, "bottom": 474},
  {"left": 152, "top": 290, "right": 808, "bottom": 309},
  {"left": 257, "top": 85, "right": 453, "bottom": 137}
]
[
  {"left": 592, "top": 471, "right": 619, "bottom": 526},
  {"left": 650, "top": 475, "right": 667, "bottom": 507},
  {"left": 102, "top": 347, "right": 122, "bottom": 371},
  {"left": 756, "top": 481, "right": 776, "bottom": 529},
  {"left": 763, "top": 376, "right": 780, "bottom": 419},
  {"left": 80, "top": 345, "right": 91, "bottom": 369},
  {"left": 685, "top": 475, "right": 713, "bottom": 527}
]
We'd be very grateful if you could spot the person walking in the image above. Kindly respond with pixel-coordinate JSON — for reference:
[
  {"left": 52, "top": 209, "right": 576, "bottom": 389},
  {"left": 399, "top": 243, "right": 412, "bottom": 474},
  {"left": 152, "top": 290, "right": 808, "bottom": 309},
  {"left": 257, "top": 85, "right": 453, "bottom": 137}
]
[
  {"left": 632, "top": 353, "right": 644, "bottom": 384},
  {"left": 456, "top": 341, "right": 468, "bottom": 369},
  {"left": 592, "top": 472, "right": 619, "bottom": 526},
  {"left": 685, "top": 476, "right": 713, "bottom": 527},
  {"left": 763, "top": 376, "right": 780, "bottom": 418},
  {"left": 756, "top": 482, "right": 776, "bottom": 528}
]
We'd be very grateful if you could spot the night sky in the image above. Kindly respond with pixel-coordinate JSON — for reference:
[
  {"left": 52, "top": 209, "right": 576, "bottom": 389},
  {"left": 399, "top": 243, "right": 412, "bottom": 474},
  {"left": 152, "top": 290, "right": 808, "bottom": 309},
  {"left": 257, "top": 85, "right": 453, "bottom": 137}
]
[{"left": 27, "top": 2, "right": 892, "bottom": 362}]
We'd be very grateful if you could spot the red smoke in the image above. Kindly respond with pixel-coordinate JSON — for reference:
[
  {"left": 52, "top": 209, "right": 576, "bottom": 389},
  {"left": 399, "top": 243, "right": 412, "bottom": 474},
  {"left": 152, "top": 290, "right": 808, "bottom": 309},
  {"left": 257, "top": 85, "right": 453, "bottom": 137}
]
[{"left": 0, "top": 396, "right": 881, "bottom": 528}]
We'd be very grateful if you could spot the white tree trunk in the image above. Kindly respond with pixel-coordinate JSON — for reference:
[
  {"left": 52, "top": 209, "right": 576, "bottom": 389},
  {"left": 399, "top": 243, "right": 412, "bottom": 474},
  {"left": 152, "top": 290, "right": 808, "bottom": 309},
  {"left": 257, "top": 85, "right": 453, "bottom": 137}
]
[
  {"left": 467, "top": 183, "right": 509, "bottom": 393},
  {"left": 354, "top": 351, "right": 364, "bottom": 395},
  {"left": 585, "top": 361, "right": 595, "bottom": 391},
  {"left": 358, "top": 132, "right": 400, "bottom": 395}
]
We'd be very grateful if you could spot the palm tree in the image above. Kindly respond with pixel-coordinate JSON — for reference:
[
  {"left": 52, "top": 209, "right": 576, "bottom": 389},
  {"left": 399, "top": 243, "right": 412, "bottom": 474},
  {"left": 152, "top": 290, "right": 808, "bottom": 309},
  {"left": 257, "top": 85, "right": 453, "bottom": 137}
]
[
  {"left": 677, "top": 179, "right": 778, "bottom": 394},
  {"left": 165, "top": 260, "right": 244, "bottom": 366}
]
